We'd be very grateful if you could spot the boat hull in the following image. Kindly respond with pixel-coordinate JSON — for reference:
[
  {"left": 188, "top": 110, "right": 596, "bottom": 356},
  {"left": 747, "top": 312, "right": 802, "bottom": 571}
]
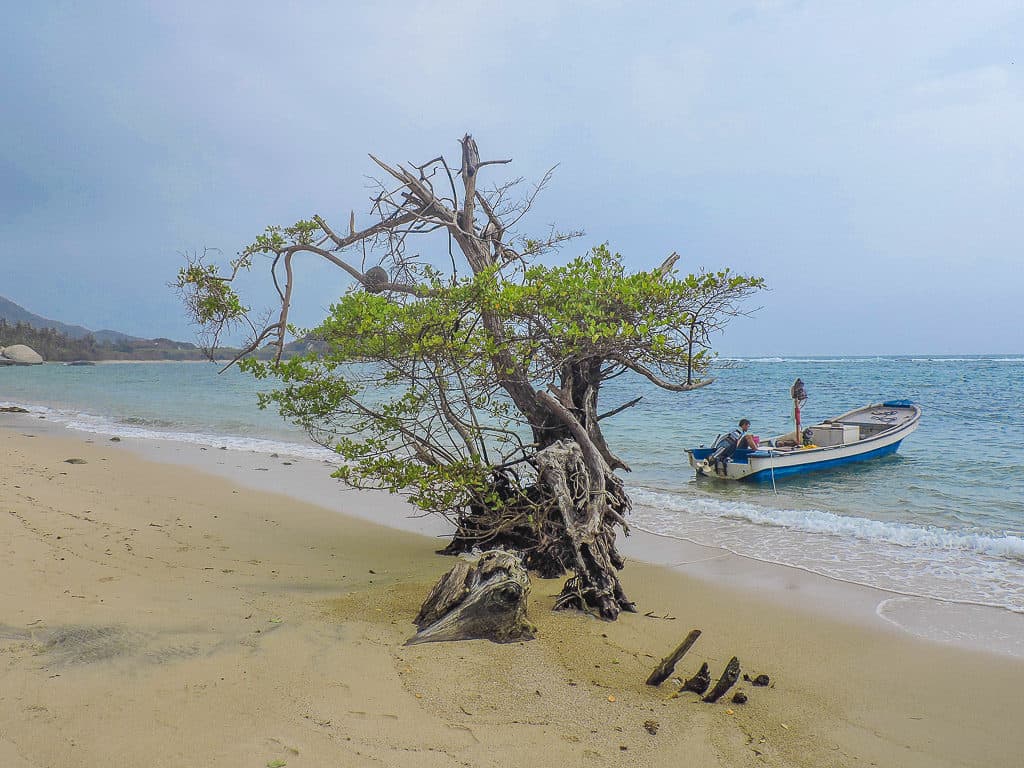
[{"left": 687, "top": 401, "right": 920, "bottom": 482}]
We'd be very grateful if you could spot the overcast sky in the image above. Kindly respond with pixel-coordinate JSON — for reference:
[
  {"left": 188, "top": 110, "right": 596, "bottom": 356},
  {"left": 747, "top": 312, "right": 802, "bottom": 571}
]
[{"left": 2, "top": 1, "right": 1021, "bottom": 355}]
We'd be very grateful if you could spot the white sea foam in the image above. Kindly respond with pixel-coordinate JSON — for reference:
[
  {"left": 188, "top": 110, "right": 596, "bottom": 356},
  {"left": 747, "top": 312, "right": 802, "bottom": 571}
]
[
  {"left": 911, "top": 357, "right": 1024, "bottom": 363},
  {"left": 628, "top": 486, "right": 1024, "bottom": 613},
  {"left": 630, "top": 488, "right": 1024, "bottom": 561},
  {"left": 722, "top": 357, "right": 887, "bottom": 363},
  {"left": 3, "top": 401, "right": 339, "bottom": 463}
]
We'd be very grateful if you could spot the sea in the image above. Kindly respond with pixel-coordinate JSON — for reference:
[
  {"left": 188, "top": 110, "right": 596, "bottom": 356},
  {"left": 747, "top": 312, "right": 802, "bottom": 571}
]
[{"left": 3, "top": 356, "right": 1023, "bottom": 618}]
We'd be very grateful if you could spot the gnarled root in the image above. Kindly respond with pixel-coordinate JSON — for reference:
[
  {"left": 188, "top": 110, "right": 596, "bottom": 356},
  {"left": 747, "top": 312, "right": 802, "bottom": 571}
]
[
  {"left": 442, "top": 441, "right": 634, "bottom": 620},
  {"left": 536, "top": 440, "right": 634, "bottom": 620}
]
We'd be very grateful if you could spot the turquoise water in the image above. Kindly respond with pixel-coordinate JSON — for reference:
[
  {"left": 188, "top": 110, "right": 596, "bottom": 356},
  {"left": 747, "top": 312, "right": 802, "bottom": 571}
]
[{"left": 3, "top": 357, "right": 1023, "bottom": 612}]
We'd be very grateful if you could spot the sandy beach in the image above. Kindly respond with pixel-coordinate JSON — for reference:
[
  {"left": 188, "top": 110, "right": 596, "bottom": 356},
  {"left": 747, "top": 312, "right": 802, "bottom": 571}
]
[{"left": 3, "top": 418, "right": 1023, "bottom": 767}]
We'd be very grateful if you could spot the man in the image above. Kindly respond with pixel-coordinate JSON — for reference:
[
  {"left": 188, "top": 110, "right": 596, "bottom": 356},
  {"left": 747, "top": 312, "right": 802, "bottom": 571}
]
[
  {"left": 729, "top": 419, "right": 758, "bottom": 451},
  {"left": 708, "top": 419, "right": 757, "bottom": 475}
]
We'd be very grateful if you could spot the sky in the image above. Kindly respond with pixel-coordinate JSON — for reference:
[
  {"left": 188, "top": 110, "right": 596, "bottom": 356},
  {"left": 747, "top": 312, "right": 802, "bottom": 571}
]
[{"left": 2, "top": 1, "right": 1021, "bottom": 356}]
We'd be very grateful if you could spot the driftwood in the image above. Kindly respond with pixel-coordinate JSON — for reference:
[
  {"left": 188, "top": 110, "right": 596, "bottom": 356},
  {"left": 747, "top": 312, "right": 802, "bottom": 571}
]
[
  {"left": 645, "top": 629, "right": 701, "bottom": 686},
  {"left": 680, "top": 662, "right": 711, "bottom": 694},
  {"left": 407, "top": 550, "right": 535, "bottom": 645},
  {"left": 703, "top": 656, "right": 741, "bottom": 703}
]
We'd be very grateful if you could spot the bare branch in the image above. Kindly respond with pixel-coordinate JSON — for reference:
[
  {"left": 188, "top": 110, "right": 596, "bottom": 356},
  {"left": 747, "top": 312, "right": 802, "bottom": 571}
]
[
  {"left": 607, "top": 354, "right": 714, "bottom": 391},
  {"left": 219, "top": 323, "right": 284, "bottom": 371},
  {"left": 597, "top": 396, "right": 643, "bottom": 422},
  {"left": 312, "top": 212, "right": 420, "bottom": 253},
  {"left": 657, "top": 251, "right": 680, "bottom": 277}
]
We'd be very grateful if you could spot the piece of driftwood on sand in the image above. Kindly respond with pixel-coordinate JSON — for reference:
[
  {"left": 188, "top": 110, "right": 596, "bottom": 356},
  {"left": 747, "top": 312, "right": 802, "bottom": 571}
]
[
  {"left": 703, "top": 656, "right": 741, "bottom": 703},
  {"left": 645, "top": 629, "right": 702, "bottom": 686},
  {"left": 407, "top": 550, "right": 535, "bottom": 645}
]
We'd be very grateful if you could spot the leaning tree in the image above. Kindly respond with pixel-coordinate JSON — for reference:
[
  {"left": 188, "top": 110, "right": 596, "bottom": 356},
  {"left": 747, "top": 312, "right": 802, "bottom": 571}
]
[{"left": 177, "top": 135, "right": 763, "bottom": 620}]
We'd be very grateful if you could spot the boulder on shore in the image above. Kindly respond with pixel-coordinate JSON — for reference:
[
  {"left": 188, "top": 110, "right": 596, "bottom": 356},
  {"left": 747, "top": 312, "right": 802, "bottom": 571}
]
[{"left": 0, "top": 344, "right": 44, "bottom": 365}]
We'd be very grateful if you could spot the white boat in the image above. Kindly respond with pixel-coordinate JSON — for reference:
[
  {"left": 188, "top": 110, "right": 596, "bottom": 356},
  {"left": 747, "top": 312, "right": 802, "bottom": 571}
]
[{"left": 686, "top": 400, "right": 921, "bottom": 482}]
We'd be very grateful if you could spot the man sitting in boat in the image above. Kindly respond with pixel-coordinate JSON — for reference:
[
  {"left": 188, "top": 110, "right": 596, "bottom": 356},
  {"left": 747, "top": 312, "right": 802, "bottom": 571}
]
[{"left": 708, "top": 419, "right": 758, "bottom": 475}]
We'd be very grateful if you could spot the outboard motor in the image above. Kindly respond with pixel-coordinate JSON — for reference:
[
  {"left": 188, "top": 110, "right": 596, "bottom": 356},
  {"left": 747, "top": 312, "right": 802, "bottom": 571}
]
[
  {"left": 710, "top": 433, "right": 737, "bottom": 462},
  {"left": 706, "top": 432, "right": 739, "bottom": 475}
]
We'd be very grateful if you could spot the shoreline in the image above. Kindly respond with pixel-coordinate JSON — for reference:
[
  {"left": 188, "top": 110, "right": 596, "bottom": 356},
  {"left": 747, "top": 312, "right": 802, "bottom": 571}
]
[
  {"left": 6, "top": 408, "right": 1023, "bottom": 658},
  {"left": 4, "top": 361, "right": 1023, "bottom": 627},
  {"left": 3, "top": 418, "right": 1024, "bottom": 766}
]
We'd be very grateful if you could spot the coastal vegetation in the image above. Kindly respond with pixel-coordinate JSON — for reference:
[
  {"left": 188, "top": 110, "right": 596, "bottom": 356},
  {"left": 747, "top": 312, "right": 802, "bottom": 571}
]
[
  {"left": 0, "top": 318, "right": 232, "bottom": 362},
  {"left": 0, "top": 320, "right": 105, "bottom": 361},
  {"left": 177, "top": 135, "right": 763, "bottom": 620}
]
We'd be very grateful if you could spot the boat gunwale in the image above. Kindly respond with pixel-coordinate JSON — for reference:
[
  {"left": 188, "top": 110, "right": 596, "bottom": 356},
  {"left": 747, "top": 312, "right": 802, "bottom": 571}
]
[{"left": 748, "top": 402, "right": 921, "bottom": 463}]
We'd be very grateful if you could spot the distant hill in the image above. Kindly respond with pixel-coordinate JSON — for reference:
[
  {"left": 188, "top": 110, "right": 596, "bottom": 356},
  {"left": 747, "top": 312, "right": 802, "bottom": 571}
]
[
  {"left": 0, "top": 295, "right": 98, "bottom": 340},
  {"left": 0, "top": 295, "right": 140, "bottom": 344},
  {"left": 0, "top": 294, "right": 315, "bottom": 362},
  {"left": 93, "top": 328, "right": 138, "bottom": 344},
  {"left": 0, "top": 295, "right": 218, "bottom": 361}
]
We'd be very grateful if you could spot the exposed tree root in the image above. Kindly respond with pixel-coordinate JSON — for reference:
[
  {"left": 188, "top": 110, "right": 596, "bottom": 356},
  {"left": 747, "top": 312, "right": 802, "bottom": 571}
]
[
  {"left": 443, "top": 440, "right": 634, "bottom": 620},
  {"left": 646, "top": 629, "right": 702, "bottom": 686}
]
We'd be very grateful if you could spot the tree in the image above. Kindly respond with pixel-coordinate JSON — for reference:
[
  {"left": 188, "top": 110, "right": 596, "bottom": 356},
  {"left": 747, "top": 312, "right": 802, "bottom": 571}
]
[{"left": 177, "top": 135, "right": 763, "bottom": 620}]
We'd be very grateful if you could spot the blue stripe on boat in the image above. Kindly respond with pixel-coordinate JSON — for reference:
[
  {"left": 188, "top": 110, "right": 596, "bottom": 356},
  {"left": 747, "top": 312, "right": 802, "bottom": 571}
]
[
  {"left": 742, "top": 440, "right": 903, "bottom": 482},
  {"left": 689, "top": 447, "right": 756, "bottom": 464}
]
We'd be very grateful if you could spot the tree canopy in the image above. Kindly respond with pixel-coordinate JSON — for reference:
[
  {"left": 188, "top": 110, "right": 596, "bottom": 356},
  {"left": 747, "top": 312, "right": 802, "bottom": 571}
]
[{"left": 177, "top": 134, "right": 763, "bottom": 619}]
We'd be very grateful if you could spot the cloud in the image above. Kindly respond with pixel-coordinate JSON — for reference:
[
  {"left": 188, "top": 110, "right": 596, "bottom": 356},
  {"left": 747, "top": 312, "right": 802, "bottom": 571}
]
[{"left": 2, "top": 2, "right": 1022, "bottom": 352}]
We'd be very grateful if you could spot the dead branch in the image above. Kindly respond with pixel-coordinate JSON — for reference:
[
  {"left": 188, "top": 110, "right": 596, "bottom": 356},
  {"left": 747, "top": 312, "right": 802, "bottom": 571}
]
[
  {"left": 645, "top": 629, "right": 701, "bottom": 686},
  {"left": 703, "top": 657, "right": 741, "bottom": 703},
  {"left": 657, "top": 251, "right": 680, "bottom": 276},
  {"left": 680, "top": 662, "right": 711, "bottom": 694},
  {"left": 597, "top": 396, "right": 643, "bottom": 422}
]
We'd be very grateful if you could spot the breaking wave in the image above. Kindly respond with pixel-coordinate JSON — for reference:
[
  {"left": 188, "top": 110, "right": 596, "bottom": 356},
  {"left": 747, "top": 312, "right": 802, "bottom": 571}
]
[{"left": 628, "top": 486, "right": 1024, "bottom": 613}]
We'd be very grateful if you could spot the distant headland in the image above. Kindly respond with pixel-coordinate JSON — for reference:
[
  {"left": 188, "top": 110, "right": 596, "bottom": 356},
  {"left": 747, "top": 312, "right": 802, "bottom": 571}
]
[{"left": 0, "top": 295, "right": 232, "bottom": 362}]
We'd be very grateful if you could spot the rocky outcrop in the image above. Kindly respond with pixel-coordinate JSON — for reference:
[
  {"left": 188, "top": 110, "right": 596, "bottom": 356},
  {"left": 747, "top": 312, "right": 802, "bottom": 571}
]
[{"left": 0, "top": 344, "right": 44, "bottom": 365}]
